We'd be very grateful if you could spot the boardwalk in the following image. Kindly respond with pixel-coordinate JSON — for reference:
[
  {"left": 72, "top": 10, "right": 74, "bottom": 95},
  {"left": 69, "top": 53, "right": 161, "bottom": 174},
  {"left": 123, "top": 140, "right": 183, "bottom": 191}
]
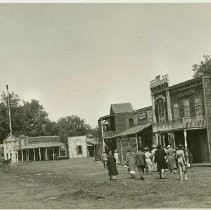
[{"left": 0, "top": 158, "right": 211, "bottom": 208}]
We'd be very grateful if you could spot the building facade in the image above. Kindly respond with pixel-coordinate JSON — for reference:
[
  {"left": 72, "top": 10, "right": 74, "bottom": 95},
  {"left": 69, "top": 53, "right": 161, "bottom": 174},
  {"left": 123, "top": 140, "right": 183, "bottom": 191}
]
[
  {"left": 151, "top": 75, "right": 211, "bottom": 163},
  {"left": 68, "top": 135, "right": 99, "bottom": 158},
  {"left": 4, "top": 134, "right": 66, "bottom": 163},
  {"left": 99, "top": 103, "right": 153, "bottom": 161}
]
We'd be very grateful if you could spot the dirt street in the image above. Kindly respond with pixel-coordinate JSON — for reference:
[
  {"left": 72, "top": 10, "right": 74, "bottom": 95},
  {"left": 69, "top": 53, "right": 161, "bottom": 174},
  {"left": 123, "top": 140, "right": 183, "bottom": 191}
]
[{"left": 0, "top": 158, "right": 211, "bottom": 208}]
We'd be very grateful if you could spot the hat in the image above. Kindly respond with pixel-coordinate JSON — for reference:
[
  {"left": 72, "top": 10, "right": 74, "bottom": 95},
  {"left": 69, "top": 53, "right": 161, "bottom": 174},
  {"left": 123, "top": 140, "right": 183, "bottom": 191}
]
[{"left": 167, "top": 145, "right": 171, "bottom": 149}]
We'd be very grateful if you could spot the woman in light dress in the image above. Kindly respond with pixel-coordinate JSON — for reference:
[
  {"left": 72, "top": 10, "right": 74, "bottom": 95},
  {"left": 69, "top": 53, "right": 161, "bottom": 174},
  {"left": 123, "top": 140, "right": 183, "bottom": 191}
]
[
  {"left": 126, "top": 149, "right": 136, "bottom": 179},
  {"left": 176, "top": 144, "right": 189, "bottom": 181},
  {"left": 144, "top": 147, "right": 153, "bottom": 172}
]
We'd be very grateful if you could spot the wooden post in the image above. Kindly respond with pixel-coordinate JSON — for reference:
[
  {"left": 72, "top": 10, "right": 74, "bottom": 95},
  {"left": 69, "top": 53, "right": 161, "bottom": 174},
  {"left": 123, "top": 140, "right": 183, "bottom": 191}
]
[
  {"left": 119, "top": 138, "right": 123, "bottom": 162},
  {"left": 46, "top": 148, "right": 48, "bottom": 160},
  {"left": 94, "top": 146, "right": 96, "bottom": 157},
  {"left": 184, "top": 130, "right": 187, "bottom": 148},
  {"left": 127, "top": 137, "right": 130, "bottom": 149},
  {"left": 135, "top": 133, "right": 139, "bottom": 152},
  {"left": 27, "top": 149, "right": 29, "bottom": 161},
  {"left": 21, "top": 150, "right": 23, "bottom": 162},
  {"left": 59, "top": 147, "right": 61, "bottom": 157},
  {"left": 53, "top": 147, "right": 54, "bottom": 160},
  {"left": 39, "top": 148, "right": 41, "bottom": 161},
  {"left": 33, "top": 148, "right": 36, "bottom": 161}
]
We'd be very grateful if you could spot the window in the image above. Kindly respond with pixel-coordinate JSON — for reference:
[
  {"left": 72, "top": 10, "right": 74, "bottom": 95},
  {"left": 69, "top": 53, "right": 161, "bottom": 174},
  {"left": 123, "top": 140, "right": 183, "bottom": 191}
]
[
  {"left": 77, "top": 145, "right": 83, "bottom": 155},
  {"left": 173, "top": 104, "right": 179, "bottom": 119},
  {"left": 195, "top": 97, "right": 203, "bottom": 117},
  {"left": 129, "top": 118, "right": 134, "bottom": 128},
  {"left": 157, "top": 100, "right": 165, "bottom": 121},
  {"left": 183, "top": 99, "right": 190, "bottom": 117}
]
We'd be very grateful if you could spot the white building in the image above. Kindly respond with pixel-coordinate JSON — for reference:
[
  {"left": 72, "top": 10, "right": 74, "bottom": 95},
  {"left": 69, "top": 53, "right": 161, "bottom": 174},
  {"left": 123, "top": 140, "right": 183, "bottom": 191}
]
[
  {"left": 3, "top": 134, "right": 66, "bottom": 163},
  {"left": 68, "top": 135, "right": 99, "bottom": 158}
]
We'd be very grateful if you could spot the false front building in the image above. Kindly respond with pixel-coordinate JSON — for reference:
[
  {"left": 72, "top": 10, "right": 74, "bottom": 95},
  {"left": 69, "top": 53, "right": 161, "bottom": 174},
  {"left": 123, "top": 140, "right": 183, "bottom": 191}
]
[{"left": 150, "top": 75, "right": 211, "bottom": 163}]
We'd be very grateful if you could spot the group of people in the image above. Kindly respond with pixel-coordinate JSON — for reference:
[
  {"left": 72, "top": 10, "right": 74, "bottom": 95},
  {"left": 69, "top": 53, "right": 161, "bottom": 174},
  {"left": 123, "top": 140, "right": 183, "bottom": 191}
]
[{"left": 101, "top": 144, "right": 189, "bottom": 181}]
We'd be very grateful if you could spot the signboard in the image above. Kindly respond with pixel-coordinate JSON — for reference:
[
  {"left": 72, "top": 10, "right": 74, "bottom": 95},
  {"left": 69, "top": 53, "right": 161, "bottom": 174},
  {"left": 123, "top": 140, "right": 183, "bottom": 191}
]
[{"left": 138, "top": 112, "right": 146, "bottom": 120}]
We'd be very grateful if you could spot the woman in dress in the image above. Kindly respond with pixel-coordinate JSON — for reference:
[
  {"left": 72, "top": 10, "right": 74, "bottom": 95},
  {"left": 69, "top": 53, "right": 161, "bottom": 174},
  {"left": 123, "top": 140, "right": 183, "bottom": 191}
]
[
  {"left": 114, "top": 150, "right": 120, "bottom": 165},
  {"left": 154, "top": 144, "right": 168, "bottom": 179},
  {"left": 176, "top": 144, "right": 189, "bottom": 181},
  {"left": 126, "top": 149, "right": 136, "bottom": 179},
  {"left": 107, "top": 151, "right": 118, "bottom": 180},
  {"left": 144, "top": 147, "right": 153, "bottom": 172},
  {"left": 166, "top": 145, "right": 177, "bottom": 174}
]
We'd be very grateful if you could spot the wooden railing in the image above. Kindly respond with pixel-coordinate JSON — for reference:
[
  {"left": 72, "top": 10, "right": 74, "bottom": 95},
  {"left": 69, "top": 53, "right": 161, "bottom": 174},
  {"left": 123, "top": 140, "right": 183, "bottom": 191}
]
[
  {"left": 153, "top": 117, "right": 207, "bottom": 132},
  {"left": 103, "top": 131, "right": 116, "bottom": 138}
]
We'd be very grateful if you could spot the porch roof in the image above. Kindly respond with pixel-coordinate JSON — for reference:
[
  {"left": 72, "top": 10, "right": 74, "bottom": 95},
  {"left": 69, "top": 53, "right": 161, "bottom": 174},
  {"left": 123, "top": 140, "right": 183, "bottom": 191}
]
[
  {"left": 20, "top": 142, "right": 65, "bottom": 149},
  {"left": 114, "top": 123, "right": 152, "bottom": 138}
]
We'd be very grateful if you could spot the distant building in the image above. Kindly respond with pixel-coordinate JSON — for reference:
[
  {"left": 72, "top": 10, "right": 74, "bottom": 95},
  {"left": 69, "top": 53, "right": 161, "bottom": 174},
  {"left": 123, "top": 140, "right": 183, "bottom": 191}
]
[
  {"left": 150, "top": 75, "right": 211, "bottom": 163},
  {"left": 68, "top": 135, "right": 99, "bottom": 158},
  {"left": 3, "top": 134, "right": 66, "bottom": 163},
  {"left": 0, "top": 144, "right": 4, "bottom": 157}
]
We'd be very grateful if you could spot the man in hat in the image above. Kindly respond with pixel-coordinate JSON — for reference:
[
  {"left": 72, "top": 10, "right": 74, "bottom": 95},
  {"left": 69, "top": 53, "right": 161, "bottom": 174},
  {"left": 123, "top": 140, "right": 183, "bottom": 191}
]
[
  {"left": 166, "top": 145, "right": 177, "bottom": 174},
  {"left": 135, "top": 147, "right": 146, "bottom": 180}
]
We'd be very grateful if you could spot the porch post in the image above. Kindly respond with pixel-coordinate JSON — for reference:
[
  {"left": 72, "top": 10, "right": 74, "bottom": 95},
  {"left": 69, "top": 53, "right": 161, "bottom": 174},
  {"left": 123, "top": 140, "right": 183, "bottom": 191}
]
[
  {"left": 135, "top": 133, "right": 139, "bottom": 152},
  {"left": 162, "top": 134, "right": 165, "bottom": 147},
  {"left": 21, "top": 150, "right": 23, "bottom": 162},
  {"left": 127, "top": 137, "right": 130, "bottom": 149},
  {"left": 53, "top": 147, "right": 55, "bottom": 160},
  {"left": 184, "top": 130, "right": 187, "bottom": 148},
  {"left": 46, "top": 148, "right": 48, "bottom": 160},
  {"left": 59, "top": 147, "right": 61, "bottom": 157},
  {"left": 119, "top": 138, "right": 123, "bottom": 162},
  {"left": 27, "top": 149, "right": 29, "bottom": 161},
  {"left": 39, "top": 148, "right": 41, "bottom": 161},
  {"left": 33, "top": 148, "right": 36, "bottom": 161}
]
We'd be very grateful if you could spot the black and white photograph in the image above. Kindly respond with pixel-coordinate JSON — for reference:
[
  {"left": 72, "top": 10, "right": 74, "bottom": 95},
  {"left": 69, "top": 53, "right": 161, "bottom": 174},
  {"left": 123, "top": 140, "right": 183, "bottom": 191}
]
[{"left": 0, "top": 2, "right": 211, "bottom": 209}]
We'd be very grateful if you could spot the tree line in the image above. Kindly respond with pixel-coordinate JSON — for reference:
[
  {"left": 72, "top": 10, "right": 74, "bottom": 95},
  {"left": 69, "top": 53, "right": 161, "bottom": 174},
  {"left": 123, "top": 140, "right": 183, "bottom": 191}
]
[{"left": 0, "top": 91, "right": 98, "bottom": 144}]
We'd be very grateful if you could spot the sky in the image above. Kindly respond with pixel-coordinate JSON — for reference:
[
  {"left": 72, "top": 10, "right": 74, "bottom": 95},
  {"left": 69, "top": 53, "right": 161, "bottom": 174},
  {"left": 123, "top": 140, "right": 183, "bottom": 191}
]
[{"left": 0, "top": 4, "right": 211, "bottom": 128}]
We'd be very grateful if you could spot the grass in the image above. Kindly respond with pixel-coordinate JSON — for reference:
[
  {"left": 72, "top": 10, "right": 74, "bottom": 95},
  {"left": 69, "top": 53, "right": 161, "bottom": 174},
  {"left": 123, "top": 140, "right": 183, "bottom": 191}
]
[{"left": 0, "top": 158, "right": 211, "bottom": 208}]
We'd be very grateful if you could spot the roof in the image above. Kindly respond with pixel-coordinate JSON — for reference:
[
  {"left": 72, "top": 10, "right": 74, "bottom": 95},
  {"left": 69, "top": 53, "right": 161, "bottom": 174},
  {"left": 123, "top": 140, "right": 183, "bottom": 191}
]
[
  {"left": 87, "top": 138, "right": 99, "bottom": 146},
  {"left": 114, "top": 123, "right": 152, "bottom": 138},
  {"left": 169, "top": 77, "right": 202, "bottom": 90},
  {"left": 3, "top": 134, "right": 18, "bottom": 143},
  {"left": 110, "top": 103, "right": 133, "bottom": 114},
  {"left": 21, "top": 142, "right": 65, "bottom": 149}
]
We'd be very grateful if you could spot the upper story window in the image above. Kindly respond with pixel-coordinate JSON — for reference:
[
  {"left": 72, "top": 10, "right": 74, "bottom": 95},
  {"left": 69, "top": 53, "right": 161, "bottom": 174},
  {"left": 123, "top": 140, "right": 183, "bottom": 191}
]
[
  {"left": 173, "top": 103, "right": 179, "bottom": 119},
  {"left": 183, "top": 99, "right": 190, "bottom": 117},
  {"left": 195, "top": 97, "right": 203, "bottom": 117},
  {"left": 157, "top": 100, "right": 166, "bottom": 122},
  {"left": 129, "top": 118, "right": 134, "bottom": 128}
]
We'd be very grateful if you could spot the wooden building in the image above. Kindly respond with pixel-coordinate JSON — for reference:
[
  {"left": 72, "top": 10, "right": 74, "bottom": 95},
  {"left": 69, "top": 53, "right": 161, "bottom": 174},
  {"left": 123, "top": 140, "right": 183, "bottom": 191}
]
[
  {"left": 150, "top": 75, "right": 211, "bottom": 163},
  {"left": 3, "top": 134, "right": 66, "bottom": 163},
  {"left": 98, "top": 103, "right": 153, "bottom": 161}
]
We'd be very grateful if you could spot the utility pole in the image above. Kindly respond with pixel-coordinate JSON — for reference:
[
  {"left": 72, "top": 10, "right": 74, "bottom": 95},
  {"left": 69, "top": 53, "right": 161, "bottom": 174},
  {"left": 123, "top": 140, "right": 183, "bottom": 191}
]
[{"left": 6, "top": 84, "right": 12, "bottom": 135}]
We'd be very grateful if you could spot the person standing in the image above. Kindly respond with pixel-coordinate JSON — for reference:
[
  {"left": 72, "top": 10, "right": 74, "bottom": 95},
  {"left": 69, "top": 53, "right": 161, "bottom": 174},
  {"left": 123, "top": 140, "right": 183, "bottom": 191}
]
[
  {"left": 151, "top": 146, "right": 157, "bottom": 172},
  {"left": 176, "top": 144, "right": 189, "bottom": 181},
  {"left": 101, "top": 152, "right": 108, "bottom": 168},
  {"left": 144, "top": 147, "right": 153, "bottom": 172},
  {"left": 166, "top": 145, "right": 177, "bottom": 174},
  {"left": 114, "top": 150, "right": 120, "bottom": 165},
  {"left": 107, "top": 151, "right": 118, "bottom": 180},
  {"left": 135, "top": 147, "right": 146, "bottom": 180},
  {"left": 154, "top": 144, "right": 168, "bottom": 179},
  {"left": 126, "top": 149, "right": 136, "bottom": 179}
]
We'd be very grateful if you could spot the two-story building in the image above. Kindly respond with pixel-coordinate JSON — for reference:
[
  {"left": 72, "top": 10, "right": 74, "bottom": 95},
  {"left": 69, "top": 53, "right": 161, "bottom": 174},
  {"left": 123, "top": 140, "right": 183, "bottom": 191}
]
[
  {"left": 98, "top": 103, "right": 153, "bottom": 161},
  {"left": 150, "top": 75, "right": 211, "bottom": 163}
]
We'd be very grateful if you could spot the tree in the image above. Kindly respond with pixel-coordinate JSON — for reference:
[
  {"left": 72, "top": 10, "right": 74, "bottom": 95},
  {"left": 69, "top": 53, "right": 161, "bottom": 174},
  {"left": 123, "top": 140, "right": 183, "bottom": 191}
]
[
  {"left": 20, "top": 99, "right": 51, "bottom": 136},
  {"left": 57, "top": 115, "right": 91, "bottom": 143},
  {"left": 193, "top": 55, "right": 211, "bottom": 78}
]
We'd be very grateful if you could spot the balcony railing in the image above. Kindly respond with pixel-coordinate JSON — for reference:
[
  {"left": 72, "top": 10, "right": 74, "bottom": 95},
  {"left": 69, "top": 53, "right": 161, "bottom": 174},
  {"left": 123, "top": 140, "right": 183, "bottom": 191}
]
[
  {"left": 153, "top": 117, "right": 207, "bottom": 132},
  {"left": 103, "top": 131, "right": 116, "bottom": 138}
]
